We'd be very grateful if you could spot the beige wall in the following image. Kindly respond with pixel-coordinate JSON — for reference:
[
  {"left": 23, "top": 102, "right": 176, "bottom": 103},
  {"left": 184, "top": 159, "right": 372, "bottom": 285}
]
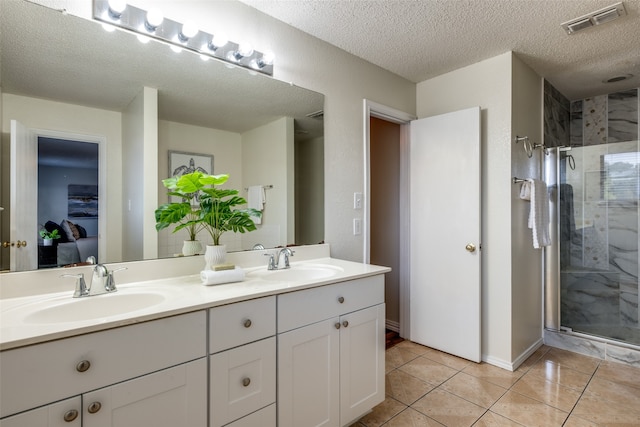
[{"left": 1, "top": 93, "right": 123, "bottom": 264}]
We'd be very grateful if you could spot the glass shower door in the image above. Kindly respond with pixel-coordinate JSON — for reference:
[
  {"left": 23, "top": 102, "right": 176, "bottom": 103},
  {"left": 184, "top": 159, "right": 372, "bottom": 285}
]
[{"left": 559, "top": 141, "right": 640, "bottom": 346}]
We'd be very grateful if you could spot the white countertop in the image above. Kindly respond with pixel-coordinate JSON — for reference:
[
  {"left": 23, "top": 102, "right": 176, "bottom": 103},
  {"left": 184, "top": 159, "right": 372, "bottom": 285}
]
[{"left": 0, "top": 257, "right": 389, "bottom": 351}]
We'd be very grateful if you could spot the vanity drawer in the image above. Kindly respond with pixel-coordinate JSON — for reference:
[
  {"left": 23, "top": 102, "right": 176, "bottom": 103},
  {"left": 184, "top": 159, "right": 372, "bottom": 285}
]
[
  {"left": 0, "top": 311, "right": 206, "bottom": 419},
  {"left": 209, "top": 296, "right": 276, "bottom": 354},
  {"left": 210, "top": 337, "right": 276, "bottom": 427},
  {"left": 278, "top": 275, "right": 384, "bottom": 332}
]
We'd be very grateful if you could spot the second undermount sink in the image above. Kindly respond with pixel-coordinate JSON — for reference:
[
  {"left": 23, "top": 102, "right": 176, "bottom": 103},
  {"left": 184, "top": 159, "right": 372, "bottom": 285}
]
[
  {"left": 19, "top": 287, "right": 173, "bottom": 324},
  {"left": 247, "top": 263, "right": 344, "bottom": 282}
]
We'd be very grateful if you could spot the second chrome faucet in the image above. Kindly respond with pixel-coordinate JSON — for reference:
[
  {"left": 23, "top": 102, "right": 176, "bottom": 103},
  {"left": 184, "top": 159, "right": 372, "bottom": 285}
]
[
  {"left": 264, "top": 247, "right": 295, "bottom": 270},
  {"left": 63, "top": 264, "right": 127, "bottom": 298}
]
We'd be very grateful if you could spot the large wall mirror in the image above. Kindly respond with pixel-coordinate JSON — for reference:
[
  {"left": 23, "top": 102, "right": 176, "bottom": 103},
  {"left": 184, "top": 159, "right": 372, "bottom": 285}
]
[{"left": 0, "top": 0, "right": 325, "bottom": 272}]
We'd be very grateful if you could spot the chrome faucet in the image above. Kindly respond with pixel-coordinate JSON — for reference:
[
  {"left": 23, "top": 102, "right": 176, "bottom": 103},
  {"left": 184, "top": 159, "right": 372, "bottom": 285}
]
[
  {"left": 278, "top": 247, "right": 295, "bottom": 269},
  {"left": 62, "top": 265, "right": 127, "bottom": 298}
]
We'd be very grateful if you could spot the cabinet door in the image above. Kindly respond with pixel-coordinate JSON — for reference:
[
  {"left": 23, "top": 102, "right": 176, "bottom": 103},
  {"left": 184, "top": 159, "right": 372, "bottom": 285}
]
[
  {"left": 0, "top": 397, "right": 81, "bottom": 427},
  {"left": 278, "top": 318, "right": 340, "bottom": 427},
  {"left": 83, "top": 358, "right": 206, "bottom": 427},
  {"left": 339, "top": 304, "right": 385, "bottom": 426}
]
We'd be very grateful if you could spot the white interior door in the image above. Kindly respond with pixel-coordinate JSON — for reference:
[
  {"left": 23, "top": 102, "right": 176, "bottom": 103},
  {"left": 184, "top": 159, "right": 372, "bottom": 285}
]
[
  {"left": 10, "top": 120, "right": 38, "bottom": 271},
  {"left": 409, "top": 107, "right": 481, "bottom": 362}
]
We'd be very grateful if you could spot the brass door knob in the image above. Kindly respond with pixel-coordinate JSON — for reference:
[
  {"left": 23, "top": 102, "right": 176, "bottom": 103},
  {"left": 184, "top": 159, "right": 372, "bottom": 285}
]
[{"left": 465, "top": 243, "right": 476, "bottom": 253}]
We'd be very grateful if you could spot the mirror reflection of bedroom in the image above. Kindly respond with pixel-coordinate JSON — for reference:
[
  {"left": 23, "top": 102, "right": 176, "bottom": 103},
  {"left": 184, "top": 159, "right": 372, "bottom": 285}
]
[{"left": 38, "top": 137, "right": 99, "bottom": 269}]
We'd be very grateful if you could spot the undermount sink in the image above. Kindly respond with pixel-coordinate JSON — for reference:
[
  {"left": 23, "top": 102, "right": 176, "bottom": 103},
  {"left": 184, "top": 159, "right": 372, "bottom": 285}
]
[
  {"left": 247, "top": 263, "right": 343, "bottom": 282},
  {"left": 11, "top": 287, "right": 176, "bottom": 325}
]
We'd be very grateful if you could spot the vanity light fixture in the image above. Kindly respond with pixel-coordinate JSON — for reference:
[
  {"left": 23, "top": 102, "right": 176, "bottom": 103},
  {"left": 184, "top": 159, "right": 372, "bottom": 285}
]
[
  {"left": 93, "top": 0, "right": 274, "bottom": 76},
  {"left": 561, "top": 2, "right": 627, "bottom": 35}
]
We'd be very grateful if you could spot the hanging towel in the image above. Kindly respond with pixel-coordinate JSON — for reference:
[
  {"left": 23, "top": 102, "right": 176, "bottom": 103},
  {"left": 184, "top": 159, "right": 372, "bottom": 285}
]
[
  {"left": 247, "top": 185, "right": 265, "bottom": 225},
  {"left": 519, "top": 181, "right": 532, "bottom": 201},
  {"left": 527, "top": 179, "right": 551, "bottom": 249}
]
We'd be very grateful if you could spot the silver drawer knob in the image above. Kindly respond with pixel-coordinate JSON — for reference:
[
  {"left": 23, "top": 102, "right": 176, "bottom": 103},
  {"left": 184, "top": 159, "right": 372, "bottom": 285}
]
[
  {"left": 63, "top": 409, "right": 79, "bottom": 422},
  {"left": 242, "top": 377, "right": 251, "bottom": 387},
  {"left": 244, "top": 319, "right": 252, "bottom": 328},
  {"left": 335, "top": 322, "right": 341, "bottom": 329},
  {"left": 338, "top": 296, "right": 344, "bottom": 304},
  {"left": 87, "top": 402, "right": 102, "bottom": 414},
  {"left": 342, "top": 320, "right": 349, "bottom": 328},
  {"left": 76, "top": 360, "right": 91, "bottom": 373}
]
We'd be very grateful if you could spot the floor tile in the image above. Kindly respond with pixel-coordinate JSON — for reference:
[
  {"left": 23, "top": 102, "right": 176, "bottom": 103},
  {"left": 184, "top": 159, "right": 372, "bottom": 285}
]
[
  {"left": 411, "top": 388, "right": 486, "bottom": 426},
  {"left": 510, "top": 372, "right": 581, "bottom": 412},
  {"left": 514, "top": 346, "right": 551, "bottom": 373},
  {"left": 386, "top": 368, "right": 435, "bottom": 405},
  {"left": 383, "top": 407, "right": 444, "bottom": 426},
  {"left": 386, "top": 346, "right": 421, "bottom": 372},
  {"left": 583, "top": 376, "right": 640, "bottom": 409},
  {"left": 540, "top": 348, "right": 600, "bottom": 375},
  {"left": 490, "top": 390, "right": 569, "bottom": 426},
  {"left": 422, "top": 348, "right": 473, "bottom": 371},
  {"left": 593, "top": 360, "right": 640, "bottom": 390},
  {"left": 525, "top": 359, "right": 591, "bottom": 391},
  {"left": 440, "top": 372, "right": 507, "bottom": 409},
  {"left": 398, "top": 356, "right": 458, "bottom": 386},
  {"left": 571, "top": 393, "right": 640, "bottom": 424},
  {"left": 473, "top": 411, "right": 524, "bottom": 426},
  {"left": 462, "top": 362, "right": 524, "bottom": 389},
  {"left": 358, "top": 396, "right": 407, "bottom": 427},
  {"left": 561, "top": 414, "right": 598, "bottom": 426},
  {"left": 394, "top": 340, "right": 431, "bottom": 356}
]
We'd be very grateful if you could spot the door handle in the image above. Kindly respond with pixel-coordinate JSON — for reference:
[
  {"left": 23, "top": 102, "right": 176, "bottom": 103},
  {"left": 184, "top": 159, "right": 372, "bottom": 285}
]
[{"left": 465, "top": 243, "right": 476, "bottom": 253}]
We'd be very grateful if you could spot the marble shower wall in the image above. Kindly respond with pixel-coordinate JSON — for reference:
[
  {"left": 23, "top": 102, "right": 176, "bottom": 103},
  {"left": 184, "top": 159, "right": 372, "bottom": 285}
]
[{"left": 564, "top": 88, "right": 639, "bottom": 337}]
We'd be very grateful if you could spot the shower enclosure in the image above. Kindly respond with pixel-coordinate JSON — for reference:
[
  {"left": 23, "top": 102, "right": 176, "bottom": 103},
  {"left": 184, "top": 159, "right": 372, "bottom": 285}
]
[{"left": 545, "top": 88, "right": 639, "bottom": 348}]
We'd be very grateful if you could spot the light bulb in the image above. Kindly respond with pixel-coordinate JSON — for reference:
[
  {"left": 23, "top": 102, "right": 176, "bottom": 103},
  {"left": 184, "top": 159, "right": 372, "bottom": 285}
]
[
  {"left": 211, "top": 33, "right": 228, "bottom": 49},
  {"left": 145, "top": 8, "right": 164, "bottom": 31},
  {"left": 262, "top": 51, "right": 275, "bottom": 65},
  {"left": 179, "top": 21, "right": 199, "bottom": 42},
  {"left": 107, "top": 0, "right": 127, "bottom": 18},
  {"left": 238, "top": 43, "right": 254, "bottom": 58}
]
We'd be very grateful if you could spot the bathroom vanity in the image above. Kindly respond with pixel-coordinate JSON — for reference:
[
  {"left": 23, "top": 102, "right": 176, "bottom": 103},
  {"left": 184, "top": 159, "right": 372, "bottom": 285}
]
[{"left": 0, "top": 247, "right": 388, "bottom": 427}]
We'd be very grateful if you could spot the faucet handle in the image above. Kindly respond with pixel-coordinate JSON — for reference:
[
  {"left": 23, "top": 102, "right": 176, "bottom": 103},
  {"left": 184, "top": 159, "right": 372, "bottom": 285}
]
[
  {"left": 106, "top": 267, "right": 127, "bottom": 292},
  {"left": 264, "top": 253, "right": 277, "bottom": 270},
  {"left": 61, "top": 273, "right": 88, "bottom": 298}
]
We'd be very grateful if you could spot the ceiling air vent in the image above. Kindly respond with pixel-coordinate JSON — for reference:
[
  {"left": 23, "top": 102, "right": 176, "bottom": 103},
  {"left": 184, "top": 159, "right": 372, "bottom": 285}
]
[
  {"left": 561, "top": 2, "right": 627, "bottom": 35},
  {"left": 306, "top": 110, "right": 324, "bottom": 120}
]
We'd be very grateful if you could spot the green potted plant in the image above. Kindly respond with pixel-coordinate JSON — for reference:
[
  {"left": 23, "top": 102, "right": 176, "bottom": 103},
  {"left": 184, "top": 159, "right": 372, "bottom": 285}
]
[
  {"left": 155, "top": 172, "right": 206, "bottom": 256},
  {"left": 198, "top": 173, "right": 261, "bottom": 268},
  {"left": 39, "top": 228, "right": 60, "bottom": 246}
]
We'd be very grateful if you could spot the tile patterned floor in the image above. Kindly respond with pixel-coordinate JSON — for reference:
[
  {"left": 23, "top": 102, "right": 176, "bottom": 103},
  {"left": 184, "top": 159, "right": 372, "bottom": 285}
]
[{"left": 353, "top": 341, "right": 640, "bottom": 426}]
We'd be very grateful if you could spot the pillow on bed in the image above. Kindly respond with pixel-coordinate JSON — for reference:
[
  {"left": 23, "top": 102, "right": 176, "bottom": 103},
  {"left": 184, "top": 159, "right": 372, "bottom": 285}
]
[
  {"left": 75, "top": 223, "right": 88, "bottom": 239},
  {"left": 44, "top": 220, "right": 69, "bottom": 243},
  {"left": 60, "top": 219, "right": 77, "bottom": 241}
]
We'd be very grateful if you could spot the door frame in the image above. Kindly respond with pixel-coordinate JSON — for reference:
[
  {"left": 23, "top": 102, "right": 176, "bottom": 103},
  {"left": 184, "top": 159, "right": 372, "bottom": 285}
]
[
  {"left": 363, "top": 99, "right": 415, "bottom": 338},
  {"left": 32, "top": 128, "right": 107, "bottom": 264}
]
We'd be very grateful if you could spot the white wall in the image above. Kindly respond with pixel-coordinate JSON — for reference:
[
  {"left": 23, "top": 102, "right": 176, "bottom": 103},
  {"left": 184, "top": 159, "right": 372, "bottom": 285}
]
[
  {"left": 1, "top": 93, "right": 123, "bottom": 264},
  {"left": 121, "top": 87, "right": 158, "bottom": 261},
  {"left": 242, "top": 117, "right": 293, "bottom": 249},
  {"left": 417, "top": 52, "right": 543, "bottom": 368}
]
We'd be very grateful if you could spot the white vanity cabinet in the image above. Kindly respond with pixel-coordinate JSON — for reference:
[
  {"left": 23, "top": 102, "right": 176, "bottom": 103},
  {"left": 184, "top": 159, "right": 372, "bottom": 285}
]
[
  {"left": 208, "top": 296, "right": 277, "bottom": 427},
  {"left": 0, "top": 397, "right": 81, "bottom": 427},
  {"left": 277, "top": 275, "right": 385, "bottom": 427},
  {"left": 0, "top": 311, "right": 207, "bottom": 426}
]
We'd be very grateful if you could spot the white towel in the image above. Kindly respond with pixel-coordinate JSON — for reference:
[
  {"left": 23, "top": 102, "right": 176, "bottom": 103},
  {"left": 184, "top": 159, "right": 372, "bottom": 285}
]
[
  {"left": 247, "top": 185, "right": 265, "bottom": 225},
  {"left": 527, "top": 179, "right": 551, "bottom": 249},
  {"left": 200, "top": 267, "right": 245, "bottom": 286},
  {"left": 519, "top": 181, "right": 532, "bottom": 201}
]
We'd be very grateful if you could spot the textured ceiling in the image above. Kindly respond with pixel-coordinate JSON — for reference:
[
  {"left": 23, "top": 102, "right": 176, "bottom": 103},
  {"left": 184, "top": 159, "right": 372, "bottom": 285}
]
[{"left": 239, "top": 0, "right": 640, "bottom": 100}]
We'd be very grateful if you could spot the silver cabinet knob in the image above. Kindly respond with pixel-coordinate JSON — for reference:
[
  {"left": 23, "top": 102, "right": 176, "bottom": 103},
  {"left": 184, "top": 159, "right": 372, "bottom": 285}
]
[
  {"left": 76, "top": 360, "right": 91, "bottom": 373},
  {"left": 338, "top": 296, "right": 344, "bottom": 304},
  {"left": 242, "top": 377, "right": 251, "bottom": 387},
  {"left": 335, "top": 322, "right": 341, "bottom": 329},
  {"left": 243, "top": 319, "right": 252, "bottom": 328},
  {"left": 87, "top": 402, "right": 102, "bottom": 414},
  {"left": 465, "top": 243, "right": 476, "bottom": 252},
  {"left": 342, "top": 320, "right": 349, "bottom": 328},
  {"left": 63, "top": 409, "right": 79, "bottom": 422}
]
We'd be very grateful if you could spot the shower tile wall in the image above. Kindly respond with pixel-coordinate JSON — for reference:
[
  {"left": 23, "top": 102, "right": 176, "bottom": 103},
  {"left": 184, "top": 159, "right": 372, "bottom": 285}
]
[
  {"left": 566, "top": 88, "right": 639, "bottom": 335},
  {"left": 543, "top": 80, "right": 570, "bottom": 148}
]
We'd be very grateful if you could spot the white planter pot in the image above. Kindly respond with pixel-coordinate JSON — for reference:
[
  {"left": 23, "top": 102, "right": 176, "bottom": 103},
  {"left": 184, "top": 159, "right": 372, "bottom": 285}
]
[
  {"left": 182, "top": 240, "right": 202, "bottom": 256},
  {"left": 204, "top": 245, "right": 227, "bottom": 270},
  {"left": 42, "top": 238, "right": 53, "bottom": 247}
]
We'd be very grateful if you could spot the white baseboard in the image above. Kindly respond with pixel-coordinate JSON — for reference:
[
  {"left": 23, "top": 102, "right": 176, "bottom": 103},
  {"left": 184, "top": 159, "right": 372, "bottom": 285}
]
[
  {"left": 483, "top": 338, "right": 544, "bottom": 372},
  {"left": 385, "top": 320, "right": 400, "bottom": 332}
]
